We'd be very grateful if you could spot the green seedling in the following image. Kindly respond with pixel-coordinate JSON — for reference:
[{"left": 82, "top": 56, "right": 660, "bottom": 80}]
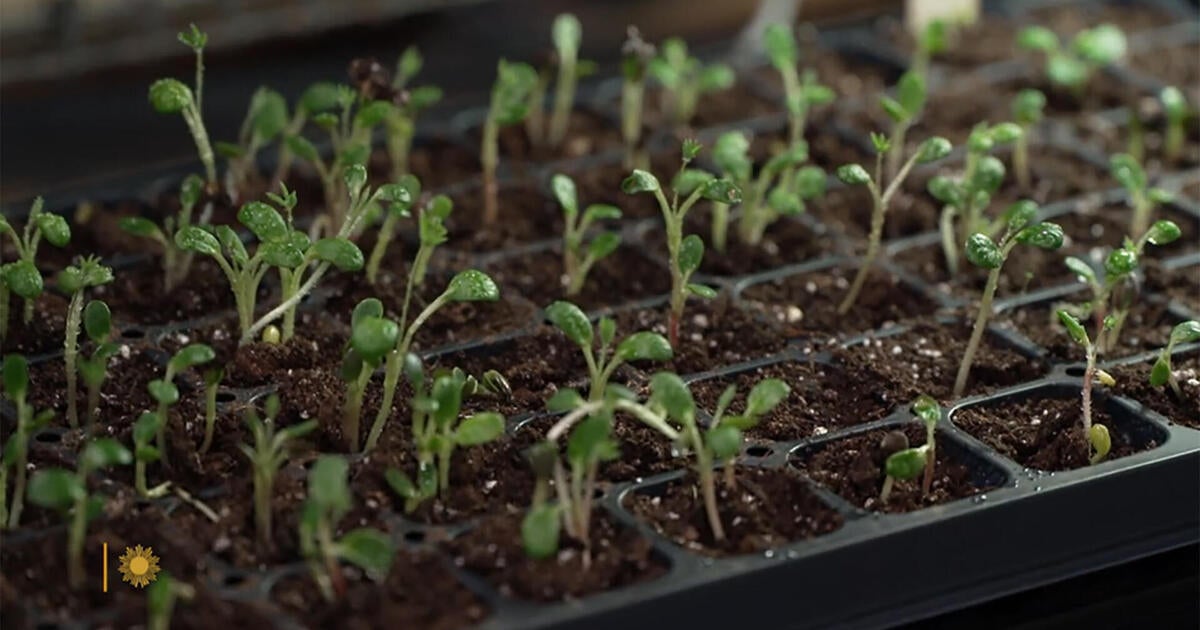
[
  {"left": 1, "top": 355, "right": 54, "bottom": 529},
  {"left": 0, "top": 197, "right": 70, "bottom": 340},
  {"left": 482, "top": 60, "right": 539, "bottom": 224},
  {"left": 218, "top": 87, "right": 288, "bottom": 194},
  {"left": 880, "top": 71, "right": 928, "bottom": 180},
  {"left": 551, "top": 174, "right": 623, "bottom": 295},
  {"left": 1056, "top": 310, "right": 1116, "bottom": 465},
  {"left": 622, "top": 139, "right": 742, "bottom": 346},
  {"left": 954, "top": 202, "right": 1064, "bottom": 398},
  {"left": 1065, "top": 220, "right": 1181, "bottom": 355},
  {"left": 880, "top": 395, "right": 941, "bottom": 502},
  {"left": 387, "top": 46, "right": 443, "bottom": 181},
  {"left": 1011, "top": 89, "right": 1046, "bottom": 191},
  {"left": 28, "top": 438, "right": 131, "bottom": 588},
  {"left": 708, "top": 379, "right": 791, "bottom": 491},
  {"left": 197, "top": 366, "right": 225, "bottom": 454},
  {"left": 147, "top": 344, "right": 215, "bottom": 468},
  {"left": 1017, "top": 23, "right": 1127, "bottom": 97},
  {"left": 59, "top": 257, "right": 114, "bottom": 429},
  {"left": 271, "top": 82, "right": 341, "bottom": 184},
  {"left": 1109, "top": 153, "right": 1174, "bottom": 240},
  {"left": 911, "top": 19, "right": 951, "bottom": 84},
  {"left": 545, "top": 300, "right": 673, "bottom": 401},
  {"left": 77, "top": 300, "right": 120, "bottom": 429},
  {"left": 146, "top": 572, "right": 195, "bottom": 630},
  {"left": 649, "top": 37, "right": 735, "bottom": 127},
  {"left": 1159, "top": 86, "right": 1191, "bottom": 164},
  {"left": 930, "top": 121, "right": 1023, "bottom": 275},
  {"left": 1150, "top": 320, "right": 1200, "bottom": 399},
  {"left": 120, "top": 175, "right": 208, "bottom": 292},
  {"left": 341, "top": 299, "right": 398, "bottom": 452},
  {"left": 364, "top": 175, "right": 424, "bottom": 286},
  {"left": 149, "top": 24, "right": 217, "bottom": 189},
  {"left": 763, "top": 24, "right": 835, "bottom": 152},
  {"left": 621, "top": 26, "right": 656, "bottom": 169},
  {"left": 836, "top": 135, "right": 952, "bottom": 313},
  {"left": 548, "top": 13, "right": 583, "bottom": 147},
  {"left": 301, "top": 456, "right": 395, "bottom": 601},
  {"left": 240, "top": 394, "right": 317, "bottom": 548},
  {"left": 132, "top": 411, "right": 172, "bottom": 498},
  {"left": 385, "top": 355, "right": 506, "bottom": 511}
]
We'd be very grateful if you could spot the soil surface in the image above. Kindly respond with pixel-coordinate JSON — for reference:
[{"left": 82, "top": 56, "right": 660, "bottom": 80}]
[
  {"left": 995, "top": 298, "right": 1177, "bottom": 363},
  {"left": 1107, "top": 354, "right": 1200, "bottom": 428}
]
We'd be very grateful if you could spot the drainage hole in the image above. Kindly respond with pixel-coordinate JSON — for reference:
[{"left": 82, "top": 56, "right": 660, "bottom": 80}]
[
  {"left": 216, "top": 391, "right": 237, "bottom": 403},
  {"left": 745, "top": 445, "right": 772, "bottom": 458},
  {"left": 403, "top": 530, "right": 427, "bottom": 543},
  {"left": 34, "top": 432, "right": 63, "bottom": 444},
  {"left": 223, "top": 573, "right": 247, "bottom": 587},
  {"left": 1065, "top": 366, "right": 1085, "bottom": 377},
  {"left": 121, "top": 327, "right": 146, "bottom": 339}
]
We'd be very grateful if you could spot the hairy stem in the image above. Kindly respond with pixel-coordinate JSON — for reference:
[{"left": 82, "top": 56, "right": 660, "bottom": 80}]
[
  {"left": 68, "top": 490, "right": 87, "bottom": 589},
  {"left": 940, "top": 205, "right": 960, "bottom": 276},
  {"left": 365, "top": 214, "right": 399, "bottom": 285},
  {"left": 954, "top": 259, "right": 1004, "bottom": 398},
  {"left": 343, "top": 366, "right": 372, "bottom": 452},
  {"left": 622, "top": 79, "right": 644, "bottom": 170},
  {"left": 1014, "top": 134, "right": 1031, "bottom": 190},
  {"left": 199, "top": 381, "right": 219, "bottom": 454},
  {"left": 548, "top": 51, "right": 577, "bottom": 147},
  {"left": 482, "top": 117, "right": 499, "bottom": 225},
  {"left": 64, "top": 292, "right": 84, "bottom": 429},
  {"left": 838, "top": 187, "right": 883, "bottom": 314},
  {"left": 6, "top": 424, "right": 28, "bottom": 528}
]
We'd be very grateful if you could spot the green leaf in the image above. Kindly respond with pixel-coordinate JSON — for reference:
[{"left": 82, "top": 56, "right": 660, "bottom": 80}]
[
  {"left": 4, "top": 261, "right": 43, "bottom": 299},
  {"left": 217, "top": 140, "right": 245, "bottom": 158},
  {"left": 621, "top": 170, "right": 660, "bottom": 194},
  {"left": 700, "top": 179, "right": 743, "bottom": 204},
  {"left": 546, "top": 388, "right": 584, "bottom": 413},
  {"left": 454, "top": 412, "right": 505, "bottom": 446},
  {"left": 251, "top": 88, "right": 288, "bottom": 141},
  {"left": 148, "top": 380, "right": 180, "bottom": 405},
  {"left": 567, "top": 414, "right": 615, "bottom": 463},
  {"left": 301, "top": 82, "right": 342, "bottom": 114},
  {"left": 917, "top": 137, "right": 953, "bottom": 163},
  {"left": 880, "top": 96, "right": 908, "bottom": 123},
  {"left": 354, "top": 100, "right": 395, "bottom": 130},
  {"left": 308, "top": 455, "right": 351, "bottom": 516},
  {"left": 385, "top": 468, "right": 419, "bottom": 498},
  {"left": 1169, "top": 320, "right": 1200, "bottom": 346},
  {"left": 678, "top": 234, "right": 705, "bottom": 275},
  {"left": 430, "top": 373, "right": 465, "bottom": 429},
  {"left": 170, "top": 344, "right": 215, "bottom": 372},
  {"left": 1109, "top": 153, "right": 1146, "bottom": 193},
  {"left": 836, "top": 164, "right": 871, "bottom": 186},
  {"left": 238, "top": 202, "right": 288, "bottom": 242},
  {"left": 795, "top": 166, "right": 827, "bottom": 200},
  {"left": 706, "top": 424, "right": 742, "bottom": 460},
  {"left": 649, "top": 372, "right": 694, "bottom": 423},
  {"left": 148, "top": 79, "right": 193, "bottom": 114},
  {"left": 174, "top": 226, "right": 221, "bottom": 256},
  {"left": 1017, "top": 26, "right": 1059, "bottom": 52},
  {"left": 713, "top": 131, "right": 752, "bottom": 181},
  {"left": 965, "top": 234, "right": 1004, "bottom": 269},
  {"left": 598, "top": 317, "right": 617, "bottom": 348},
  {"left": 989, "top": 122, "right": 1023, "bottom": 144},
  {"left": 351, "top": 316, "right": 399, "bottom": 364},
  {"left": 215, "top": 226, "right": 248, "bottom": 266},
  {"left": 763, "top": 23, "right": 798, "bottom": 69},
  {"left": 1015, "top": 222, "right": 1064, "bottom": 250},
  {"left": 1146, "top": 220, "right": 1181, "bottom": 246},
  {"left": 35, "top": 213, "right": 71, "bottom": 247},
  {"left": 135, "top": 445, "right": 161, "bottom": 464},
  {"left": 615, "top": 332, "right": 673, "bottom": 362},
  {"left": 1074, "top": 24, "right": 1127, "bottom": 65},
  {"left": 27, "top": 468, "right": 83, "bottom": 511},
  {"left": 582, "top": 204, "right": 622, "bottom": 223},
  {"left": 1012, "top": 89, "right": 1047, "bottom": 125},
  {"left": 927, "top": 176, "right": 962, "bottom": 207},
  {"left": 133, "top": 412, "right": 164, "bottom": 445},
  {"left": 551, "top": 174, "right": 578, "bottom": 215},
  {"left": 522, "top": 504, "right": 561, "bottom": 559},
  {"left": 1057, "top": 309, "right": 1090, "bottom": 346},
  {"left": 446, "top": 270, "right": 499, "bottom": 302},
  {"left": 352, "top": 298, "right": 384, "bottom": 329},
  {"left": 119, "top": 217, "right": 162, "bottom": 239},
  {"left": 1160, "top": 86, "right": 1186, "bottom": 119},
  {"left": 336, "top": 528, "right": 394, "bottom": 577},
  {"left": 673, "top": 169, "right": 714, "bottom": 196},
  {"left": 1104, "top": 248, "right": 1138, "bottom": 277},
  {"left": 2, "top": 354, "right": 29, "bottom": 399},
  {"left": 911, "top": 395, "right": 940, "bottom": 426},
  {"left": 969, "top": 156, "right": 1006, "bottom": 193},
  {"left": 260, "top": 234, "right": 307, "bottom": 269},
  {"left": 552, "top": 13, "right": 582, "bottom": 54},
  {"left": 588, "top": 232, "right": 621, "bottom": 260},
  {"left": 688, "top": 283, "right": 718, "bottom": 298},
  {"left": 285, "top": 135, "right": 320, "bottom": 162},
  {"left": 1047, "top": 53, "right": 1089, "bottom": 88},
  {"left": 83, "top": 300, "right": 112, "bottom": 342},
  {"left": 545, "top": 301, "right": 593, "bottom": 348},
  {"left": 1149, "top": 356, "right": 1171, "bottom": 387},
  {"left": 1002, "top": 200, "right": 1039, "bottom": 232},
  {"left": 1064, "top": 256, "right": 1096, "bottom": 283},
  {"left": 311, "top": 237, "right": 364, "bottom": 271},
  {"left": 885, "top": 447, "right": 927, "bottom": 480},
  {"left": 745, "top": 378, "right": 789, "bottom": 417},
  {"left": 895, "top": 71, "right": 926, "bottom": 118},
  {"left": 80, "top": 438, "right": 132, "bottom": 471}
]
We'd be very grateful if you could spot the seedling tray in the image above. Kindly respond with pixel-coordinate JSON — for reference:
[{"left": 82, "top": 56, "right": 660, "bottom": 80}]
[{"left": 2, "top": 0, "right": 1198, "bottom": 628}]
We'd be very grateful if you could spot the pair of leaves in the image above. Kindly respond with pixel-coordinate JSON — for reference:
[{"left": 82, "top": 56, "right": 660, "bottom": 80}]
[
  {"left": 880, "top": 72, "right": 926, "bottom": 124},
  {"left": 350, "top": 298, "right": 398, "bottom": 365},
  {"left": 2, "top": 261, "right": 43, "bottom": 299},
  {"left": 491, "top": 59, "right": 539, "bottom": 126},
  {"left": 57, "top": 258, "right": 113, "bottom": 295}
]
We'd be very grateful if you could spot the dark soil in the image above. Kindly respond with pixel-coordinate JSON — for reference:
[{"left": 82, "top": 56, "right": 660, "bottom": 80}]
[
  {"left": 995, "top": 298, "right": 1177, "bottom": 362},
  {"left": 446, "top": 508, "right": 666, "bottom": 601},
  {"left": 1075, "top": 106, "right": 1200, "bottom": 174},
  {"left": 626, "top": 466, "right": 844, "bottom": 556},
  {"left": 1145, "top": 260, "right": 1199, "bottom": 314},
  {"left": 445, "top": 182, "right": 561, "bottom": 252},
  {"left": 2, "top": 292, "right": 69, "bottom": 355},
  {"left": 811, "top": 186, "right": 942, "bottom": 245},
  {"left": 513, "top": 412, "right": 686, "bottom": 483},
  {"left": 740, "top": 263, "right": 939, "bottom": 342},
  {"left": 833, "top": 320, "right": 1045, "bottom": 402},
  {"left": 377, "top": 137, "right": 482, "bottom": 189},
  {"left": 644, "top": 212, "right": 844, "bottom": 278},
  {"left": 689, "top": 358, "right": 894, "bottom": 441},
  {"left": 481, "top": 242, "right": 670, "bottom": 311},
  {"left": 1107, "top": 354, "right": 1200, "bottom": 428},
  {"left": 642, "top": 84, "right": 778, "bottom": 131},
  {"left": 752, "top": 45, "right": 904, "bottom": 104},
  {"left": 953, "top": 394, "right": 1157, "bottom": 470},
  {"left": 792, "top": 424, "right": 998, "bottom": 513},
  {"left": 476, "top": 109, "right": 625, "bottom": 164},
  {"left": 1129, "top": 42, "right": 1200, "bottom": 99},
  {"left": 92, "top": 258, "right": 238, "bottom": 325}
]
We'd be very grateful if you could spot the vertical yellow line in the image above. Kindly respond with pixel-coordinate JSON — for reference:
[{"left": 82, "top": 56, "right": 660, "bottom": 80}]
[{"left": 103, "top": 543, "right": 108, "bottom": 592}]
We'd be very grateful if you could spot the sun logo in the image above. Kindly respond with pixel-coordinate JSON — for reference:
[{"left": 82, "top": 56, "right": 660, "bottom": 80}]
[{"left": 118, "top": 545, "right": 161, "bottom": 588}]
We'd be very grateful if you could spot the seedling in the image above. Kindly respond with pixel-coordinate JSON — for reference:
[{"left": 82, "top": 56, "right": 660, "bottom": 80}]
[
  {"left": 364, "top": 177, "right": 423, "bottom": 285},
  {"left": 545, "top": 300, "right": 672, "bottom": 401},
  {"left": 132, "top": 412, "right": 172, "bottom": 498},
  {"left": 551, "top": 174, "right": 623, "bottom": 295},
  {"left": 301, "top": 455, "right": 395, "bottom": 600},
  {"left": 929, "top": 121, "right": 1022, "bottom": 274},
  {"left": 1, "top": 355, "right": 54, "bottom": 529},
  {"left": 880, "top": 71, "right": 927, "bottom": 180},
  {"left": 880, "top": 395, "right": 942, "bottom": 502},
  {"left": 548, "top": 14, "right": 583, "bottom": 147},
  {"left": 147, "top": 344, "right": 216, "bottom": 467},
  {"left": 1056, "top": 310, "right": 1117, "bottom": 465},
  {"left": 239, "top": 394, "right": 317, "bottom": 548},
  {"left": 481, "top": 60, "right": 539, "bottom": 224},
  {"left": 120, "top": 175, "right": 208, "bottom": 292},
  {"left": 1159, "top": 86, "right": 1191, "bottom": 164},
  {"left": 1150, "top": 321, "right": 1200, "bottom": 398},
  {"left": 1109, "top": 153, "right": 1173, "bottom": 239},
  {"left": 954, "top": 202, "right": 1064, "bottom": 397},
  {"left": 1017, "top": 23, "right": 1127, "bottom": 97},
  {"left": 218, "top": 87, "right": 288, "bottom": 195},
  {"left": 648, "top": 37, "right": 735, "bottom": 127},
  {"left": 763, "top": 24, "right": 835, "bottom": 152},
  {"left": 271, "top": 82, "right": 341, "bottom": 184},
  {"left": 706, "top": 379, "right": 791, "bottom": 491},
  {"left": 1011, "top": 89, "right": 1046, "bottom": 191},
  {"left": 0, "top": 197, "right": 70, "bottom": 340},
  {"left": 386, "top": 46, "right": 443, "bottom": 181},
  {"left": 620, "top": 26, "right": 656, "bottom": 169},
  {"left": 341, "top": 299, "right": 398, "bottom": 452},
  {"left": 76, "top": 300, "right": 120, "bottom": 429},
  {"left": 836, "top": 134, "right": 951, "bottom": 313},
  {"left": 622, "top": 140, "right": 743, "bottom": 345},
  {"left": 385, "top": 355, "right": 506, "bottom": 511},
  {"left": 149, "top": 24, "right": 217, "bottom": 189},
  {"left": 27, "top": 438, "right": 132, "bottom": 588},
  {"left": 58, "top": 257, "right": 114, "bottom": 429},
  {"left": 197, "top": 367, "right": 225, "bottom": 454},
  {"left": 146, "top": 572, "right": 195, "bottom": 630}
]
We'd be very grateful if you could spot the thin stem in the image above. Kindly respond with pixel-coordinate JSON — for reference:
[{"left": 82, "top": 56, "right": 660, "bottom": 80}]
[
  {"left": 343, "top": 366, "right": 372, "bottom": 452},
  {"left": 199, "top": 381, "right": 219, "bottom": 454},
  {"left": 482, "top": 116, "right": 500, "bottom": 225},
  {"left": 954, "top": 245, "right": 1010, "bottom": 398},
  {"left": 1014, "top": 133, "right": 1031, "bottom": 190},
  {"left": 241, "top": 262, "right": 330, "bottom": 345},
  {"left": 621, "top": 79, "right": 644, "bottom": 170},
  {"left": 183, "top": 106, "right": 217, "bottom": 188},
  {"left": 940, "top": 205, "right": 960, "bottom": 276},
  {"left": 6, "top": 418, "right": 28, "bottom": 528},
  {"left": 879, "top": 476, "right": 895, "bottom": 502},
  {"left": 838, "top": 183, "right": 883, "bottom": 314},
  {"left": 64, "top": 292, "right": 84, "bottom": 429},
  {"left": 366, "top": 214, "right": 399, "bottom": 285},
  {"left": 1081, "top": 342, "right": 1096, "bottom": 439},
  {"left": 68, "top": 489, "right": 87, "bottom": 589},
  {"left": 711, "top": 202, "right": 729, "bottom": 252},
  {"left": 548, "top": 50, "right": 577, "bottom": 147}
]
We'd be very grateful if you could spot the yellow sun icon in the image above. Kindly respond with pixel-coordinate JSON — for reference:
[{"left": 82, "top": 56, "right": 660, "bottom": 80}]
[{"left": 118, "top": 545, "right": 161, "bottom": 588}]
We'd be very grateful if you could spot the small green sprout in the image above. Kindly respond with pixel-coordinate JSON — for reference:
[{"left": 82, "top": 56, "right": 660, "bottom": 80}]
[
  {"left": 880, "top": 71, "right": 928, "bottom": 180},
  {"left": 1159, "top": 86, "right": 1191, "bottom": 164},
  {"left": 217, "top": 87, "right": 288, "bottom": 194},
  {"left": 271, "top": 81, "right": 340, "bottom": 184},
  {"left": 0, "top": 197, "right": 70, "bottom": 340},
  {"left": 132, "top": 411, "right": 172, "bottom": 498},
  {"left": 28, "top": 438, "right": 132, "bottom": 588},
  {"left": 1011, "top": 89, "right": 1046, "bottom": 191},
  {"left": 386, "top": 47, "right": 444, "bottom": 181},
  {"left": 522, "top": 442, "right": 566, "bottom": 561},
  {"left": 365, "top": 176, "right": 421, "bottom": 285},
  {"left": 147, "top": 343, "right": 215, "bottom": 468},
  {"left": 836, "top": 135, "right": 952, "bottom": 313},
  {"left": 954, "top": 203, "right": 1064, "bottom": 397},
  {"left": 1, "top": 355, "right": 54, "bottom": 529},
  {"left": 239, "top": 394, "right": 316, "bottom": 548},
  {"left": 930, "top": 121, "right": 1022, "bottom": 275},
  {"left": 622, "top": 140, "right": 742, "bottom": 346},
  {"left": 620, "top": 26, "right": 656, "bottom": 169},
  {"left": 648, "top": 37, "right": 735, "bottom": 127},
  {"left": 1109, "top": 153, "right": 1174, "bottom": 239},
  {"left": 763, "top": 24, "right": 835, "bottom": 153},
  {"left": 547, "top": 13, "right": 584, "bottom": 147},
  {"left": 301, "top": 455, "right": 395, "bottom": 601},
  {"left": 341, "top": 299, "right": 398, "bottom": 452},
  {"left": 545, "top": 301, "right": 672, "bottom": 401},
  {"left": 120, "top": 175, "right": 207, "bottom": 293},
  {"left": 482, "top": 60, "right": 539, "bottom": 225},
  {"left": 385, "top": 355, "right": 506, "bottom": 511},
  {"left": 1056, "top": 310, "right": 1116, "bottom": 465},
  {"left": 77, "top": 300, "right": 119, "bottom": 429},
  {"left": 149, "top": 24, "right": 217, "bottom": 189},
  {"left": 58, "top": 257, "right": 114, "bottom": 429},
  {"left": 197, "top": 366, "right": 225, "bottom": 454},
  {"left": 880, "top": 395, "right": 941, "bottom": 502},
  {"left": 1150, "top": 320, "right": 1200, "bottom": 399},
  {"left": 551, "top": 174, "right": 623, "bottom": 295},
  {"left": 146, "top": 572, "right": 195, "bottom": 630},
  {"left": 1017, "top": 23, "right": 1127, "bottom": 97}
]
